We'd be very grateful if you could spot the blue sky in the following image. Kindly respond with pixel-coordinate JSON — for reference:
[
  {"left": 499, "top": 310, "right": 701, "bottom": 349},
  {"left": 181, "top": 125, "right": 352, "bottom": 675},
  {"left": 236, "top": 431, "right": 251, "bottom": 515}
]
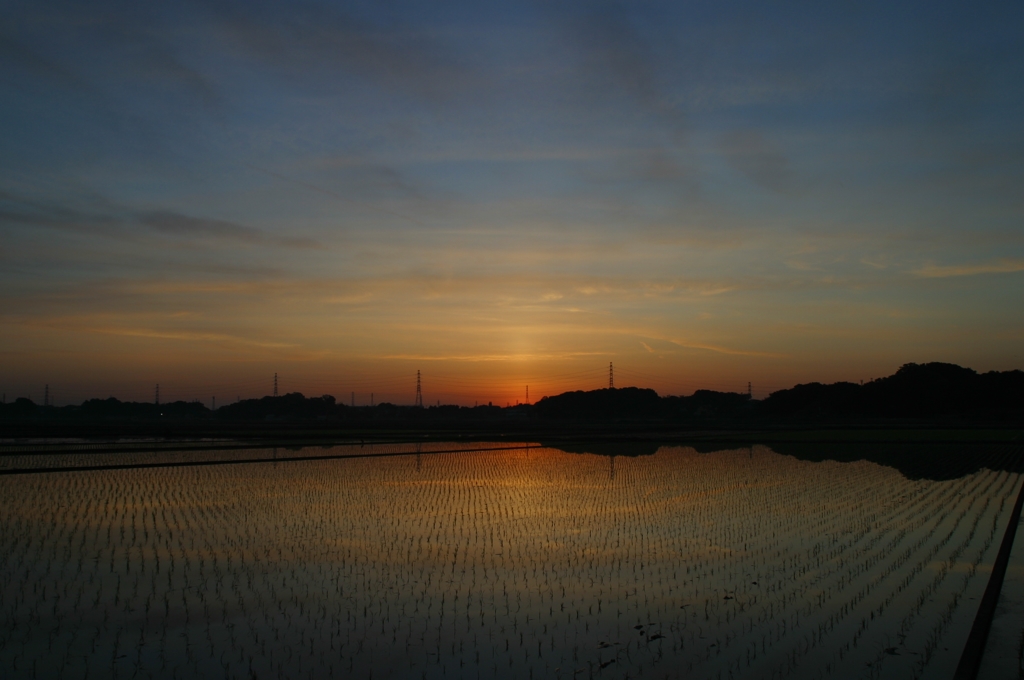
[{"left": 1, "top": 0, "right": 1022, "bottom": 405}]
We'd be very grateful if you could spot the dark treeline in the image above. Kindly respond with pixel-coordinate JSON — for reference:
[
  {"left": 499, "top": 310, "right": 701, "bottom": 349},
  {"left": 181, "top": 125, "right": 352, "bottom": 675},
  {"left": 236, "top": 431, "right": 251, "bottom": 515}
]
[
  {"left": 0, "top": 393, "right": 513, "bottom": 424},
  {"left": 759, "top": 362, "right": 1024, "bottom": 420},
  {"left": 2, "top": 362, "right": 1022, "bottom": 427},
  {"left": 532, "top": 362, "right": 1024, "bottom": 422},
  {"left": 534, "top": 386, "right": 754, "bottom": 420}
]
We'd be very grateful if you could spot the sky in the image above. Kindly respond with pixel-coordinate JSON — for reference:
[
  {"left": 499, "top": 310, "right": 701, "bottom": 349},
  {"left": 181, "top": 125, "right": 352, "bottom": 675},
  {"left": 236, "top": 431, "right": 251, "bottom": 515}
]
[{"left": 1, "top": 0, "right": 1023, "bottom": 407}]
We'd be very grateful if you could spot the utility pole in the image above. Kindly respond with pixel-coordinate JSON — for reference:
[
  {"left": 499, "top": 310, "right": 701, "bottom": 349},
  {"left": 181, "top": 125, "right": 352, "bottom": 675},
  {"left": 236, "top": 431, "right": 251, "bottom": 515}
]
[
  {"left": 609, "top": 362, "right": 614, "bottom": 389},
  {"left": 273, "top": 373, "right": 278, "bottom": 397},
  {"left": 415, "top": 370, "right": 423, "bottom": 407}
]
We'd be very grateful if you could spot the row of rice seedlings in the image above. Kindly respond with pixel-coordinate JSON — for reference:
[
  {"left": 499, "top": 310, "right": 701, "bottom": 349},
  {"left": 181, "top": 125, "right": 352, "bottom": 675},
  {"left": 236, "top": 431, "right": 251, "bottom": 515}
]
[
  {"left": 0, "top": 445, "right": 1017, "bottom": 679},
  {"left": 0, "top": 440, "right": 523, "bottom": 472}
]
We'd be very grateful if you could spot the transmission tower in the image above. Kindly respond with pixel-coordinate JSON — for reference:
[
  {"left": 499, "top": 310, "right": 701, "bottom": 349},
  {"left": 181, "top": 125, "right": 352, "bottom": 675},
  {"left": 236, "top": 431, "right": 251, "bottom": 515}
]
[
  {"left": 415, "top": 370, "right": 423, "bottom": 407},
  {"left": 609, "top": 362, "right": 614, "bottom": 389},
  {"left": 44, "top": 384, "right": 49, "bottom": 407},
  {"left": 526, "top": 385, "right": 529, "bottom": 404},
  {"left": 155, "top": 384, "right": 160, "bottom": 405},
  {"left": 748, "top": 382, "right": 752, "bottom": 397},
  {"left": 273, "top": 373, "right": 278, "bottom": 397}
]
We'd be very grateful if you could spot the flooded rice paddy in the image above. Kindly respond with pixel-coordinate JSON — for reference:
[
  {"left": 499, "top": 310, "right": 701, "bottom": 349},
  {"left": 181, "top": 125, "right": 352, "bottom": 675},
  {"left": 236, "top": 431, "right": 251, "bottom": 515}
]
[{"left": 0, "top": 443, "right": 1019, "bottom": 679}]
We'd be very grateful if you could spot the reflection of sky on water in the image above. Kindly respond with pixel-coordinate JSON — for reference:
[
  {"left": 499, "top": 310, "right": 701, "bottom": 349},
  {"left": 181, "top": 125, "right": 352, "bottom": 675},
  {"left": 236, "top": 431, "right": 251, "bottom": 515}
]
[{"left": 0, "top": 445, "right": 1017, "bottom": 678}]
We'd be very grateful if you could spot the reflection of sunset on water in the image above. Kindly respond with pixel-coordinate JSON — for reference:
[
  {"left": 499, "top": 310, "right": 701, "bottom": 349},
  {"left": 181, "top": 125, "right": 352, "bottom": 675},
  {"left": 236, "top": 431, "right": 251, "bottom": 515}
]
[{"left": 1, "top": 444, "right": 1016, "bottom": 678}]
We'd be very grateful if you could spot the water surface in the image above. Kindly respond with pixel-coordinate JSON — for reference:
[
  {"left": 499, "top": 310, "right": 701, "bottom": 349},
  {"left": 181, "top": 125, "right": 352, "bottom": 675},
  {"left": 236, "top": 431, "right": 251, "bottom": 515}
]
[{"left": 0, "top": 444, "right": 1017, "bottom": 679}]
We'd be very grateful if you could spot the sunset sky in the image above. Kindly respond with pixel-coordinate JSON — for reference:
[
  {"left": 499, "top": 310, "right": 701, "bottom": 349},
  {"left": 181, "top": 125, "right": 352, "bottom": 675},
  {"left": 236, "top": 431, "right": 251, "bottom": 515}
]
[{"left": 2, "top": 1, "right": 1022, "bottom": 406}]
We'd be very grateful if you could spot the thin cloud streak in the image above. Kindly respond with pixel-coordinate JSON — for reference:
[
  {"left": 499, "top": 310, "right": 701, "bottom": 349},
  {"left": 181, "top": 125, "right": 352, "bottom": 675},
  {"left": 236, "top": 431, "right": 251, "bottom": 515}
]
[
  {"left": 40, "top": 323, "right": 298, "bottom": 350},
  {"left": 913, "top": 259, "right": 1024, "bottom": 278},
  {"left": 138, "top": 210, "right": 320, "bottom": 248},
  {"left": 379, "top": 351, "right": 608, "bottom": 362},
  {"left": 668, "top": 339, "right": 786, "bottom": 359}
]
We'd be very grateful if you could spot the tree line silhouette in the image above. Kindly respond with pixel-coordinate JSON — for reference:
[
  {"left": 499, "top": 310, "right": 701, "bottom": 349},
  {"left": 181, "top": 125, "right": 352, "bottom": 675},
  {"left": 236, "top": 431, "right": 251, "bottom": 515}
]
[{"left": 2, "top": 362, "right": 1022, "bottom": 425}]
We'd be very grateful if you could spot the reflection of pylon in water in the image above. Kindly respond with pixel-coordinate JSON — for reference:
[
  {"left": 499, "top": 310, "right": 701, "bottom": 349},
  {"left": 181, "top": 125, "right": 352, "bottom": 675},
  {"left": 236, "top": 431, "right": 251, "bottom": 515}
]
[
  {"left": 415, "top": 370, "right": 423, "bottom": 407},
  {"left": 609, "top": 362, "right": 614, "bottom": 389}
]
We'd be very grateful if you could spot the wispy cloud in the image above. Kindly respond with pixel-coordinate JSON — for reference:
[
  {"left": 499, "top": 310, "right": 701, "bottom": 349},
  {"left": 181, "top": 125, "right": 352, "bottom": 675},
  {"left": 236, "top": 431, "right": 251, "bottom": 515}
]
[
  {"left": 15, "top": 314, "right": 297, "bottom": 350},
  {"left": 379, "top": 351, "right": 607, "bottom": 362},
  {"left": 913, "top": 259, "right": 1024, "bottom": 278},
  {"left": 0, "top": 29, "right": 83, "bottom": 88},
  {"left": 87, "top": 325, "right": 296, "bottom": 349},
  {"left": 138, "top": 210, "right": 319, "bottom": 248},
  {"left": 558, "top": 3, "right": 687, "bottom": 141},
  {"left": 717, "top": 129, "right": 792, "bottom": 194},
  {"left": 210, "top": 0, "right": 472, "bottom": 100},
  {"left": 0, "top": 189, "right": 319, "bottom": 249},
  {"left": 0, "top": 188, "right": 123, "bottom": 236},
  {"left": 668, "top": 339, "right": 784, "bottom": 358}
]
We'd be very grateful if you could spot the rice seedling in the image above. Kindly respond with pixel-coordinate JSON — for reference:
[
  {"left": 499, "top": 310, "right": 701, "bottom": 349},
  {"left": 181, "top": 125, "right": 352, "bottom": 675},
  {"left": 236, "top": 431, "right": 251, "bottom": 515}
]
[{"left": 0, "top": 444, "right": 1017, "bottom": 679}]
